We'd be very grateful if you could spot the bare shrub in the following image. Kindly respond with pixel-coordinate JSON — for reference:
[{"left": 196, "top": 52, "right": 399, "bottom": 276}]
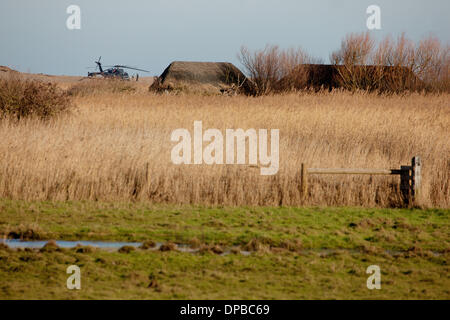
[
  {"left": 0, "top": 75, "right": 72, "bottom": 120},
  {"left": 406, "top": 35, "right": 448, "bottom": 91},
  {"left": 238, "top": 45, "right": 320, "bottom": 94},
  {"left": 332, "top": 32, "right": 449, "bottom": 92},
  {"left": 148, "top": 76, "right": 167, "bottom": 93},
  {"left": 331, "top": 32, "right": 389, "bottom": 92},
  {"left": 331, "top": 32, "right": 375, "bottom": 66}
]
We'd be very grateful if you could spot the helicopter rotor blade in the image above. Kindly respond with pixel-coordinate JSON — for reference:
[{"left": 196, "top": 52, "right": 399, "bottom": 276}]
[
  {"left": 88, "top": 58, "right": 149, "bottom": 73},
  {"left": 112, "top": 65, "right": 150, "bottom": 72}
]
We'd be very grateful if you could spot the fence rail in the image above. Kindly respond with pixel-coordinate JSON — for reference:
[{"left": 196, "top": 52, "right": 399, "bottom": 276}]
[
  {"left": 301, "top": 156, "right": 421, "bottom": 205},
  {"left": 307, "top": 168, "right": 394, "bottom": 175}
]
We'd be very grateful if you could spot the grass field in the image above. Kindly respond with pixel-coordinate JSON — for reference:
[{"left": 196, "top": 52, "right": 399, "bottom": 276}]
[
  {"left": 1, "top": 200, "right": 449, "bottom": 251},
  {"left": 0, "top": 200, "right": 448, "bottom": 299}
]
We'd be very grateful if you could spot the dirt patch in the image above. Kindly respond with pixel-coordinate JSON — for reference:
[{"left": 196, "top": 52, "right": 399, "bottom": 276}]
[
  {"left": 356, "top": 218, "right": 377, "bottom": 229},
  {"left": 402, "top": 246, "right": 436, "bottom": 258},
  {"left": 393, "top": 219, "right": 419, "bottom": 232},
  {"left": 188, "top": 237, "right": 202, "bottom": 249},
  {"left": 359, "top": 244, "right": 384, "bottom": 255},
  {"left": 39, "top": 240, "right": 60, "bottom": 252},
  {"left": 148, "top": 274, "right": 162, "bottom": 291},
  {"left": 118, "top": 245, "right": 136, "bottom": 254},
  {"left": 140, "top": 240, "right": 156, "bottom": 250},
  {"left": 349, "top": 217, "right": 396, "bottom": 230},
  {"left": 198, "top": 244, "right": 224, "bottom": 255},
  {"left": 159, "top": 242, "right": 177, "bottom": 252},
  {"left": 75, "top": 245, "right": 95, "bottom": 254},
  {"left": 6, "top": 224, "right": 46, "bottom": 240},
  {"left": 279, "top": 239, "right": 302, "bottom": 252},
  {"left": 243, "top": 238, "right": 276, "bottom": 252}
]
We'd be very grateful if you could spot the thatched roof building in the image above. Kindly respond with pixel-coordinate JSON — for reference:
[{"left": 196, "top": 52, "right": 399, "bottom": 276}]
[
  {"left": 150, "top": 61, "right": 255, "bottom": 95},
  {"left": 276, "top": 64, "right": 423, "bottom": 92}
]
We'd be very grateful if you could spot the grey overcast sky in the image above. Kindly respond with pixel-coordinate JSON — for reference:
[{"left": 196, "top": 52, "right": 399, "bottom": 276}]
[{"left": 0, "top": 0, "right": 449, "bottom": 76}]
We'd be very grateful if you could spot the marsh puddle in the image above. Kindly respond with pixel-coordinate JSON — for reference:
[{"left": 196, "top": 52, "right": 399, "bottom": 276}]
[
  {"left": 0, "top": 239, "right": 252, "bottom": 255},
  {"left": 2, "top": 240, "right": 437, "bottom": 257},
  {"left": 0, "top": 239, "right": 142, "bottom": 249}
]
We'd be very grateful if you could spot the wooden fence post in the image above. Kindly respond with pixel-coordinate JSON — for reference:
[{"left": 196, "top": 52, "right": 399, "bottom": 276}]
[
  {"left": 301, "top": 163, "right": 308, "bottom": 198},
  {"left": 411, "top": 156, "right": 421, "bottom": 203},
  {"left": 302, "top": 156, "right": 421, "bottom": 207},
  {"left": 400, "top": 165, "right": 411, "bottom": 205}
]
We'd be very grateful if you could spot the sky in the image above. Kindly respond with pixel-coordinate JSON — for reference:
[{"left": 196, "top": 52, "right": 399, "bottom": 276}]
[{"left": 0, "top": 0, "right": 449, "bottom": 76}]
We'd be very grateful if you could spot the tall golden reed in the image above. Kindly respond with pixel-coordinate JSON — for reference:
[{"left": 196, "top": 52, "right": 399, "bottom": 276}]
[{"left": 0, "top": 90, "right": 448, "bottom": 208}]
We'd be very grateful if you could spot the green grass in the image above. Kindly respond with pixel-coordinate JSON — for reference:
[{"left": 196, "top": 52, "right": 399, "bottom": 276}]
[
  {"left": 1, "top": 246, "right": 448, "bottom": 299},
  {"left": 0, "top": 199, "right": 448, "bottom": 299},
  {"left": 0, "top": 199, "right": 448, "bottom": 251}
]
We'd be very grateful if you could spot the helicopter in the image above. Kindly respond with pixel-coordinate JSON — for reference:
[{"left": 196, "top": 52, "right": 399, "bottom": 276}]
[{"left": 87, "top": 56, "right": 149, "bottom": 80}]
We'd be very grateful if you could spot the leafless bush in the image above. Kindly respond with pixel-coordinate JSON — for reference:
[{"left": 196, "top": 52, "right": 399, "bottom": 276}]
[
  {"left": 238, "top": 45, "right": 320, "bottom": 94},
  {"left": 331, "top": 32, "right": 449, "bottom": 92},
  {"left": 331, "top": 32, "right": 375, "bottom": 66},
  {"left": 330, "top": 32, "right": 381, "bottom": 91},
  {"left": 0, "top": 75, "right": 72, "bottom": 121}
]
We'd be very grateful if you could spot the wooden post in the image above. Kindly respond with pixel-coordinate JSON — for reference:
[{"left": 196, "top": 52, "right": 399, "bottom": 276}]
[
  {"left": 301, "top": 163, "right": 308, "bottom": 199},
  {"left": 400, "top": 165, "right": 412, "bottom": 206},
  {"left": 411, "top": 156, "right": 421, "bottom": 203},
  {"left": 301, "top": 155, "right": 421, "bottom": 207}
]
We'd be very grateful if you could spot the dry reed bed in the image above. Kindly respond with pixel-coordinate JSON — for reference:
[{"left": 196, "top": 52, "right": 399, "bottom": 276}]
[{"left": 0, "top": 91, "right": 448, "bottom": 207}]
